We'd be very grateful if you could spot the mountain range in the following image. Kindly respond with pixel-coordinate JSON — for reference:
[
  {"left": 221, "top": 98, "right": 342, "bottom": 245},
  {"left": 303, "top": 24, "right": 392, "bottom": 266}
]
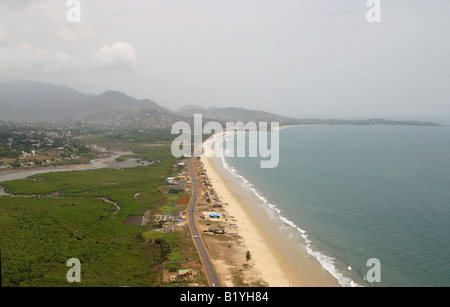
[
  {"left": 0, "top": 80, "right": 442, "bottom": 129},
  {"left": 0, "top": 80, "right": 298, "bottom": 128},
  {"left": 0, "top": 80, "right": 171, "bottom": 125}
]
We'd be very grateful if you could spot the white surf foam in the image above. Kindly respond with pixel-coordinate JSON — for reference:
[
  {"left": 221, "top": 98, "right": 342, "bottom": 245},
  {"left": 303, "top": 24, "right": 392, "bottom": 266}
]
[{"left": 212, "top": 136, "right": 364, "bottom": 287}]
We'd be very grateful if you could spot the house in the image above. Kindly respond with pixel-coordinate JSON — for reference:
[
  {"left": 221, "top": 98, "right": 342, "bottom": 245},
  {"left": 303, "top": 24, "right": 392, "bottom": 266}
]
[
  {"left": 173, "top": 212, "right": 183, "bottom": 220},
  {"left": 21, "top": 150, "right": 36, "bottom": 158},
  {"left": 177, "top": 269, "right": 193, "bottom": 280},
  {"left": 162, "top": 214, "right": 173, "bottom": 223},
  {"left": 208, "top": 228, "right": 225, "bottom": 234},
  {"left": 209, "top": 212, "right": 220, "bottom": 219},
  {"left": 166, "top": 177, "right": 176, "bottom": 184}
]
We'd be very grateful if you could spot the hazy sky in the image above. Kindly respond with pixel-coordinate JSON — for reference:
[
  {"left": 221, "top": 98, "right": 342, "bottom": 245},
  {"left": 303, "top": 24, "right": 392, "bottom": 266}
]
[{"left": 1, "top": 0, "right": 449, "bottom": 119}]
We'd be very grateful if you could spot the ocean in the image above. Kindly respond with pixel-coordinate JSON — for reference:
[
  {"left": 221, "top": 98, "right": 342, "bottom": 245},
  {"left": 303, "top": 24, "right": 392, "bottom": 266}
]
[{"left": 220, "top": 125, "right": 450, "bottom": 287}]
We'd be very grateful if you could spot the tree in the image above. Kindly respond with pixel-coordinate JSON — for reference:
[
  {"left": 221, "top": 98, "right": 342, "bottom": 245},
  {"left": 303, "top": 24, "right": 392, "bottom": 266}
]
[
  {"left": 155, "top": 238, "right": 171, "bottom": 262},
  {"left": 246, "top": 251, "right": 251, "bottom": 262},
  {"left": 11, "top": 159, "right": 21, "bottom": 168}
]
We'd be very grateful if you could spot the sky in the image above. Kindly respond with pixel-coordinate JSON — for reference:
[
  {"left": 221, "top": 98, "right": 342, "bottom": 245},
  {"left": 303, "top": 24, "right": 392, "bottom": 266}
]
[{"left": 1, "top": 0, "right": 449, "bottom": 120}]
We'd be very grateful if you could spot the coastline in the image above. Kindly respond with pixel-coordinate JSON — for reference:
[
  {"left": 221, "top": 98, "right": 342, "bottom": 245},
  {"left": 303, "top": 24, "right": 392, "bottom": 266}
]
[{"left": 200, "top": 134, "right": 340, "bottom": 287}]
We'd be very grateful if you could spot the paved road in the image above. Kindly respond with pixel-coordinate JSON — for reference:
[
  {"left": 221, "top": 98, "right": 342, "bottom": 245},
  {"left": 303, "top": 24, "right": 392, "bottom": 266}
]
[{"left": 187, "top": 157, "right": 222, "bottom": 287}]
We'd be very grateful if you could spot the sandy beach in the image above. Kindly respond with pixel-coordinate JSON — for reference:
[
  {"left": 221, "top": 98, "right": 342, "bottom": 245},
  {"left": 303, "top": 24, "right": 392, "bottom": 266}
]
[{"left": 200, "top": 134, "right": 340, "bottom": 287}]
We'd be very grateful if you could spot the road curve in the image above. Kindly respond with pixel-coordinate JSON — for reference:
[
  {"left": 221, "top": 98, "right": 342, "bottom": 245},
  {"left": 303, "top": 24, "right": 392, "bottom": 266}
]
[{"left": 187, "top": 157, "right": 222, "bottom": 287}]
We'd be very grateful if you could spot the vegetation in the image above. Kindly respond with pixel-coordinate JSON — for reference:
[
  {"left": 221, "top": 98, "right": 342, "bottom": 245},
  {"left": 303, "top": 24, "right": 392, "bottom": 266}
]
[
  {"left": 89, "top": 131, "right": 175, "bottom": 145},
  {"left": 0, "top": 197, "right": 153, "bottom": 287},
  {"left": 0, "top": 136, "right": 199, "bottom": 287},
  {"left": 0, "top": 121, "right": 94, "bottom": 167}
]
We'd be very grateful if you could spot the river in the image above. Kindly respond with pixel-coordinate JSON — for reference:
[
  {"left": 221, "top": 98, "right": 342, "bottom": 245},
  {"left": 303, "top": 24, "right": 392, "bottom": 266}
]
[
  {"left": 0, "top": 146, "right": 145, "bottom": 214},
  {"left": 0, "top": 147, "right": 149, "bottom": 183}
]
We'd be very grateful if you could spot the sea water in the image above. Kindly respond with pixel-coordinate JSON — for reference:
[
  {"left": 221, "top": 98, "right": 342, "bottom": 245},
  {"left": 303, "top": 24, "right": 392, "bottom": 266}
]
[{"left": 222, "top": 125, "right": 450, "bottom": 287}]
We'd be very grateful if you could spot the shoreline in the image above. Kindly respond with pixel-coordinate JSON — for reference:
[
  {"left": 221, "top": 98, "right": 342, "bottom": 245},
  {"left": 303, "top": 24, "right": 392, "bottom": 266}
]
[{"left": 200, "top": 135, "right": 340, "bottom": 287}]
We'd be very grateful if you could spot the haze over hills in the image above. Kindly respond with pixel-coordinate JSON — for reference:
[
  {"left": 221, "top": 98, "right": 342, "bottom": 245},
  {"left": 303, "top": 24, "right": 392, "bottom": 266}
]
[
  {"left": 0, "top": 80, "right": 90, "bottom": 123},
  {"left": 0, "top": 80, "right": 443, "bottom": 129},
  {"left": 0, "top": 80, "right": 179, "bottom": 129},
  {"left": 73, "top": 90, "right": 169, "bottom": 121},
  {"left": 175, "top": 105, "right": 288, "bottom": 122},
  {"left": 0, "top": 80, "right": 296, "bottom": 128}
]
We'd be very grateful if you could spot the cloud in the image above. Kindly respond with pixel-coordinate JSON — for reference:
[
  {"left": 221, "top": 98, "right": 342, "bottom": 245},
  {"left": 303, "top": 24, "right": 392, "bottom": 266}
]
[
  {"left": 0, "top": 0, "right": 32, "bottom": 10},
  {"left": 0, "top": 40, "right": 75, "bottom": 73},
  {"left": 0, "top": 30, "right": 9, "bottom": 45},
  {"left": 58, "top": 25, "right": 97, "bottom": 43},
  {"left": 94, "top": 42, "right": 137, "bottom": 71}
]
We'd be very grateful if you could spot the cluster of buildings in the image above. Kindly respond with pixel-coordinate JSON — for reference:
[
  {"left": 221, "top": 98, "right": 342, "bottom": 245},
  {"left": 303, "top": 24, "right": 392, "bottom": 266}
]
[
  {"left": 196, "top": 165, "right": 241, "bottom": 237},
  {"left": 165, "top": 169, "right": 190, "bottom": 194},
  {"left": 1, "top": 121, "right": 93, "bottom": 169},
  {"left": 88, "top": 111, "right": 179, "bottom": 131},
  {"left": 154, "top": 162, "right": 191, "bottom": 232},
  {"left": 154, "top": 211, "right": 186, "bottom": 233},
  {"left": 203, "top": 189, "right": 220, "bottom": 202}
]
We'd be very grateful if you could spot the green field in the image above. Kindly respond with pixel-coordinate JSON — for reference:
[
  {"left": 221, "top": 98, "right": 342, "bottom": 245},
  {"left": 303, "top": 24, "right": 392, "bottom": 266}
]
[{"left": 0, "top": 138, "right": 199, "bottom": 287}]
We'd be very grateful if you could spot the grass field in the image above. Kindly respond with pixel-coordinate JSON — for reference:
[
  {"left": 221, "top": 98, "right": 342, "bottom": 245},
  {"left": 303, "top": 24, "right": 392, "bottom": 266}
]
[{"left": 0, "top": 138, "right": 201, "bottom": 287}]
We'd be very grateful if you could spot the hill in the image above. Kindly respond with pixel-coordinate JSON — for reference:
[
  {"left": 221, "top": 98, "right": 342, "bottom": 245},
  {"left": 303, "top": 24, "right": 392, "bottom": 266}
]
[
  {"left": 0, "top": 80, "right": 442, "bottom": 129},
  {"left": 0, "top": 81, "right": 179, "bottom": 128},
  {"left": 175, "top": 105, "right": 292, "bottom": 123},
  {"left": 74, "top": 91, "right": 169, "bottom": 121},
  {"left": 0, "top": 80, "right": 90, "bottom": 123}
]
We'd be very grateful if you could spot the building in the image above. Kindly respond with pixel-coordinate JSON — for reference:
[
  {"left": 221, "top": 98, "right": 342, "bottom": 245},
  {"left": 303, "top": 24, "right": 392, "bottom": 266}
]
[
  {"left": 209, "top": 212, "right": 220, "bottom": 219},
  {"left": 208, "top": 228, "right": 225, "bottom": 234},
  {"left": 177, "top": 269, "right": 193, "bottom": 280},
  {"left": 21, "top": 150, "right": 36, "bottom": 158},
  {"left": 162, "top": 214, "right": 174, "bottom": 223}
]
